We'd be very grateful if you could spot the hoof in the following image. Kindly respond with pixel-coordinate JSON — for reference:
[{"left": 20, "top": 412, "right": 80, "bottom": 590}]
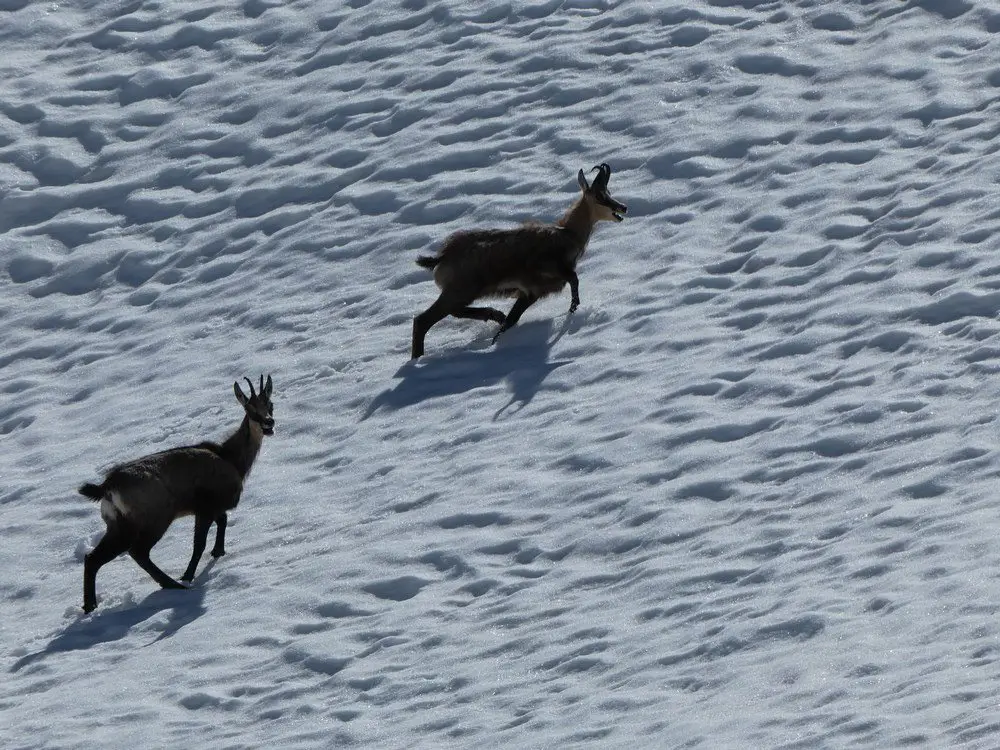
[
  {"left": 161, "top": 580, "right": 187, "bottom": 590},
  {"left": 82, "top": 602, "right": 96, "bottom": 614},
  {"left": 211, "top": 548, "right": 226, "bottom": 558}
]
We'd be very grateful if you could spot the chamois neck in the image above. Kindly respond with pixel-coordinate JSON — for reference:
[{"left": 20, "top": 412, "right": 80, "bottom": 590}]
[
  {"left": 219, "top": 414, "right": 263, "bottom": 479},
  {"left": 557, "top": 197, "right": 595, "bottom": 247}
]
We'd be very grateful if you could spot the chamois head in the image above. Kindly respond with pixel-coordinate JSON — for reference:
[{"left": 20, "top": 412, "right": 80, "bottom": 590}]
[
  {"left": 577, "top": 163, "right": 628, "bottom": 223},
  {"left": 234, "top": 374, "right": 274, "bottom": 435}
]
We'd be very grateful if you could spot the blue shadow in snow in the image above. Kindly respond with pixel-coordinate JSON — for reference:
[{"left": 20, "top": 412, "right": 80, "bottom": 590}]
[
  {"left": 10, "top": 560, "right": 217, "bottom": 673},
  {"left": 364, "top": 318, "right": 571, "bottom": 421}
]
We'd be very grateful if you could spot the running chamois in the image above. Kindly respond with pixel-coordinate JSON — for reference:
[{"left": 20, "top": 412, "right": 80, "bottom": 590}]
[
  {"left": 411, "top": 163, "right": 627, "bottom": 359},
  {"left": 78, "top": 375, "right": 274, "bottom": 613}
]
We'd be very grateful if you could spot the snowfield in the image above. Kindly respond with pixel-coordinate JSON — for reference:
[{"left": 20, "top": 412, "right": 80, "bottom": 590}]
[{"left": 3, "top": 0, "right": 1000, "bottom": 747}]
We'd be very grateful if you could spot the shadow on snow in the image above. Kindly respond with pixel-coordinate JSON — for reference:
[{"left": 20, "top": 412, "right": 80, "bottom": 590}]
[
  {"left": 10, "top": 560, "right": 217, "bottom": 673},
  {"left": 363, "top": 318, "right": 572, "bottom": 420}
]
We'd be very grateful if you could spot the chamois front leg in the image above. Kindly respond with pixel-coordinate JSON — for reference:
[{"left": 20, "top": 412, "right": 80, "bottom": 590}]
[
  {"left": 211, "top": 512, "right": 228, "bottom": 558},
  {"left": 181, "top": 514, "right": 213, "bottom": 582},
  {"left": 562, "top": 268, "right": 581, "bottom": 313},
  {"left": 493, "top": 293, "right": 539, "bottom": 343}
]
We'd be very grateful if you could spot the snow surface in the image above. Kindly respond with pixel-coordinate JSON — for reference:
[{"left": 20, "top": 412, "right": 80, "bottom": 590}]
[{"left": 3, "top": 0, "right": 1000, "bottom": 747}]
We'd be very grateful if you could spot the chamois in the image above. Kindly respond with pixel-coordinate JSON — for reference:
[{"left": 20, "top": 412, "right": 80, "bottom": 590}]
[
  {"left": 78, "top": 375, "right": 274, "bottom": 613},
  {"left": 411, "top": 163, "right": 627, "bottom": 359}
]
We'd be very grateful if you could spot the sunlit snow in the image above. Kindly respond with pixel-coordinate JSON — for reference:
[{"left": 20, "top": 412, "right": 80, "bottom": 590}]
[{"left": 3, "top": 1, "right": 1000, "bottom": 747}]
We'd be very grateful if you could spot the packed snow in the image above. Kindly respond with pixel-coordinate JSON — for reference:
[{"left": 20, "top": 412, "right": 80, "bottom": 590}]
[{"left": 3, "top": 0, "right": 1000, "bottom": 747}]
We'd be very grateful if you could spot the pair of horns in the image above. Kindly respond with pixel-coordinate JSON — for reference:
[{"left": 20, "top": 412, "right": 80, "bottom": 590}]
[
  {"left": 239, "top": 374, "right": 271, "bottom": 400},
  {"left": 591, "top": 163, "right": 612, "bottom": 191}
]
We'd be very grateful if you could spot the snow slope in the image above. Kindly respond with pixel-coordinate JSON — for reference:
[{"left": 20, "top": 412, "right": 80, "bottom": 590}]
[{"left": 3, "top": 0, "right": 1000, "bottom": 746}]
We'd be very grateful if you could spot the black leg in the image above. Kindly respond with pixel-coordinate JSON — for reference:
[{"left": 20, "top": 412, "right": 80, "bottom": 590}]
[
  {"left": 211, "top": 512, "right": 228, "bottom": 558},
  {"left": 452, "top": 306, "right": 506, "bottom": 324},
  {"left": 493, "top": 293, "right": 538, "bottom": 343},
  {"left": 555, "top": 261, "right": 580, "bottom": 313},
  {"left": 129, "top": 545, "right": 186, "bottom": 590},
  {"left": 181, "top": 514, "right": 213, "bottom": 582},
  {"left": 412, "top": 295, "right": 454, "bottom": 359},
  {"left": 83, "top": 531, "right": 130, "bottom": 613},
  {"left": 565, "top": 270, "right": 580, "bottom": 313}
]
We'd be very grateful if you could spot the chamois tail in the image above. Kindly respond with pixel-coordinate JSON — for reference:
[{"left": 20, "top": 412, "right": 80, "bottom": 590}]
[
  {"left": 416, "top": 255, "right": 440, "bottom": 270},
  {"left": 78, "top": 482, "right": 106, "bottom": 501}
]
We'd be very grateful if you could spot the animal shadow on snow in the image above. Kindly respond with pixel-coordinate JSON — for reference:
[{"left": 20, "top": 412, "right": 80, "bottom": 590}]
[
  {"left": 10, "top": 560, "right": 216, "bottom": 673},
  {"left": 364, "top": 318, "right": 572, "bottom": 420}
]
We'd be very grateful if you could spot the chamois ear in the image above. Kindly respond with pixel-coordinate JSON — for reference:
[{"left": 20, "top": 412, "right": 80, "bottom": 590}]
[
  {"left": 578, "top": 169, "right": 590, "bottom": 192},
  {"left": 263, "top": 374, "right": 273, "bottom": 398},
  {"left": 234, "top": 381, "right": 249, "bottom": 406}
]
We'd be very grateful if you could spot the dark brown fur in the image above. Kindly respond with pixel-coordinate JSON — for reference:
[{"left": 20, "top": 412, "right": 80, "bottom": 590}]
[
  {"left": 79, "top": 376, "right": 274, "bottom": 613},
  {"left": 411, "top": 163, "right": 627, "bottom": 358}
]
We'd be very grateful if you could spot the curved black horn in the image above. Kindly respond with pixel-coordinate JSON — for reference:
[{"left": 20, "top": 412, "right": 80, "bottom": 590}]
[
  {"left": 590, "top": 163, "right": 611, "bottom": 190},
  {"left": 244, "top": 377, "right": 257, "bottom": 400},
  {"left": 259, "top": 373, "right": 265, "bottom": 395}
]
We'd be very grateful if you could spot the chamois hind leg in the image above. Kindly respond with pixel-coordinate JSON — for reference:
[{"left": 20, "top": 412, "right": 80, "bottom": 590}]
[
  {"left": 211, "top": 512, "right": 228, "bottom": 558},
  {"left": 412, "top": 293, "right": 461, "bottom": 359},
  {"left": 452, "top": 306, "right": 506, "bottom": 325},
  {"left": 181, "top": 514, "right": 214, "bottom": 582},
  {"left": 493, "top": 293, "right": 539, "bottom": 343},
  {"left": 128, "top": 542, "right": 186, "bottom": 590},
  {"left": 83, "top": 529, "right": 130, "bottom": 613}
]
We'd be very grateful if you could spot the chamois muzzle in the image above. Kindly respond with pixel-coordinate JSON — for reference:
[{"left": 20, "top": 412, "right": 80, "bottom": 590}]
[
  {"left": 605, "top": 199, "right": 627, "bottom": 222},
  {"left": 258, "top": 418, "right": 275, "bottom": 436}
]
